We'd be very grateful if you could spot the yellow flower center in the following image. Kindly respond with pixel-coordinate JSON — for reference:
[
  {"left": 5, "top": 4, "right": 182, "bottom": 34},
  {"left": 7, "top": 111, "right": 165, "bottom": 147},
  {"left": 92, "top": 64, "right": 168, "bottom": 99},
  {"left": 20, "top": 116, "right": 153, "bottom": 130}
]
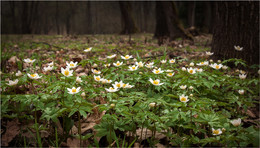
[
  {"left": 70, "top": 64, "right": 74, "bottom": 67},
  {"left": 169, "top": 73, "right": 173, "bottom": 76},
  {"left": 213, "top": 130, "right": 219, "bottom": 135},
  {"left": 116, "top": 63, "right": 120, "bottom": 66},
  {"left": 170, "top": 60, "right": 174, "bottom": 63},
  {"left": 123, "top": 84, "right": 127, "bottom": 87},
  {"left": 30, "top": 59, "right": 32, "bottom": 61},
  {"left": 111, "top": 87, "right": 114, "bottom": 90},
  {"left": 216, "top": 65, "right": 219, "bottom": 69},
  {"left": 201, "top": 62, "right": 204, "bottom": 64},
  {"left": 132, "top": 67, "right": 136, "bottom": 70},
  {"left": 94, "top": 70, "right": 98, "bottom": 73},
  {"left": 31, "top": 74, "right": 36, "bottom": 77},
  {"left": 156, "top": 70, "right": 160, "bottom": 74},
  {"left": 153, "top": 80, "right": 159, "bottom": 85},
  {"left": 116, "top": 83, "right": 121, "bottom": 87},
  {"left": 72, "top": 89, "right": 77, "bottom": 93},
  {"left": 189, "top": 70, "right": 193, "bottom": 73},
  {"left": 64, "top": 70, "right": 69, "bottom": 76},
  {"left": 125, "top": 55, "right": 129, "bottom": 59},
  {"left": 96, "top": 77, "right": 100, "bottom": 81},
  {"left": 180, "top": 97, "right": 187, "bottom": 102}
]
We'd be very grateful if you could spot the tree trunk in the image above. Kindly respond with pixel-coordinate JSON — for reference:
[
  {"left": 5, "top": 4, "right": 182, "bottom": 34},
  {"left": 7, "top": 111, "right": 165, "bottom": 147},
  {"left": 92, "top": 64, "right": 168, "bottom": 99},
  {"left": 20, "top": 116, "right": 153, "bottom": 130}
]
[
  {"left": 211, "top": 2, "right": 259, "bottom": 66},
  {"left": 188, "top": 2, "right": 196, "bottom": 27},
  {"left": 202, "top": 2, "right": 212, "bottom": 33},
  {"left": 119, "top": 1, "right": 138, "bottom": 34},
  {"left": 9, "top": 2, "right": 17, "bottom": 34},
  {"left": 55, "top": 2, "right": 60, "bottom": 34},
  {"left": 86, "top": 1, "right": 92, "bottom": 34},
  {"left": 154, "top": 1, "right": 193, "bottom": 45}
]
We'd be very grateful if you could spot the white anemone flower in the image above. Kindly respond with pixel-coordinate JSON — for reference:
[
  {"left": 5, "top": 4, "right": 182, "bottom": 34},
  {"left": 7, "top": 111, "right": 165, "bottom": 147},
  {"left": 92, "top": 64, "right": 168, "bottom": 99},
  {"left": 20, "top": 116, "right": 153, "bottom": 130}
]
[
  {"left": 105, "top": 87, "right": 119, "bottom": 92},
  {"left": 197, "top": 61, "right": 208, "bottom": 66},
  {"left": 84, "top": 47, "right": 92, "bottom": 52},
  {"left": 76, "top": 76, "right": 82, "bottom": 83},
  {"left": 106, "top": 79, "right": 112, "bottom": 83},
  {"left": 149, "top": 78, "right": 164, "bottom": 86},
  {"left": 230, "top": 118, "right": 242, "bottom": 127},
  {"left": 104, "top": 63, "right": 111, "bottom": 68},
  {"left": 234, "top": 45, "right": 243, "bottom": 51},
  {"left": 238, "top": 89, "right": 245, "bottom": 95},
  {"left": 94, "top": 75, "right": 102, "bottom": 82},
  {"left": 196, "top": 68, "right": 203, "bottom": 72},
  {"left": 66, "top": 61, "right": 78, "bottom": 69},
  {"left": 212, "top": 128, "right": 222, "bottom": 135},
  {"left": 180, "top": 85, "right": 187, "bottom": 89},
  {"left": 135, "top": 61, "right": 144, "bottom": 67},
  {"left": 167, "top": 72, "right": 174, "bottom": 77},
  {"left": 113, "top": 61, "right": 123, "bottom": 67},
  {"left": 210, "top": 63, "right": 223, "bottom": 70},
  {"left": 24, "top": 58, "right": 36, "bottom": 63},
  {"left": 7, "top": 79, "right": 19, "bottom": 86},
  {"left": 166, "top": 69, "right": 173, "bottom": 72},
  {"left": 121, "top": 55, "right": 133, "bottom": 60},
  {"left": 145, "top": 64, "right": 154, "bottom": 69},
  {"left": 179, "top": 94, "right": 189, "bottom": 102},
  {"left": 239, "top": 74, "right": 247, "bottom": 80},
  {"left": 222, "top": 65, "right": 228, "bottom": 70},
  {"left": 161, "top": 60, "right": 167, "bottom": 64},
  {"left": 206, "top": 52, "right": 214, "bottom": 56},
  {"left": 152, "top": 68, "right": 164, "bottom": 74},
  {"left": 239, "top": 70, "right": 246, "bottom": 74},
  {"left": 187, "top": 67, "right": 196, "bottom": 74},
  {"left": 129, "top": 65, "right": 138, "bottom": 71},
  {"left": 181, "top": 67, "right": 186, "bottom": 71},
  {"left": 122, "top": 83, "right": 134, "bottom": 88},
  {"left": 61, "top": 67, "right": 73, "bottom": 77},
  {"left": 48, "top": 61, "right": 54, "bottom": 66},
  {"left": 15, "top": 70, "right": 23, "bottom": 76},
  {"left": 67, "top": 87, "right": 81, "bottom": 94},
  {"left": 107, "top": 54, "right": 116, "bottom": 59},
  {"left": 112, "top": 81, "right": 124, "bottom": 88},
  {"left": 43, "top": 66, "right": 54, "bottom": 72},
  {"left": 91, "top": 69, "right": 101, "bottom": 74},
  {"left": 169, "top": 59, "right": 176, "bottom": 64},
  {"left": 27, "top": 73, "right": 42, "bottom": 79}
]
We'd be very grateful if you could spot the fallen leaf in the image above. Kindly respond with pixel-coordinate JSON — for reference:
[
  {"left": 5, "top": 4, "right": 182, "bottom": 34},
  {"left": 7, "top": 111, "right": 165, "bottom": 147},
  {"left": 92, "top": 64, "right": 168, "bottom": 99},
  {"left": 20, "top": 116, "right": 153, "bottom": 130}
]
[{"left": 1, "top": 119, "right": 20, "bottom": 146}]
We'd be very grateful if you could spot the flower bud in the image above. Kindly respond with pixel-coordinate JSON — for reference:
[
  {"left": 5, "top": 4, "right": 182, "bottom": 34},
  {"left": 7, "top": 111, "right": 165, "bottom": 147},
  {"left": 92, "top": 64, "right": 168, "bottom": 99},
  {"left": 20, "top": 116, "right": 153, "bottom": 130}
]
[
  {"left": 133, "top": 58, "right": 137, "bottom": 61},
  {"left": 81, "top": 92, "right": 86, "bottom": 97},
  {"left": 190, "top": 94, "right": 193, "bottom": 97},
  {"left": 217, "top": 60, "right": 221, "bottom": 63},
  {"left": 189, "top": 62, "right": 194, "bottom": 67},
  {"left": 93, "top": 63, "right": 98, "bottom": 68},
  {"left": 182, "top": 67, "right": 186, "bottom": 71},
  {"left": 209, "top": 59, "right": 213, "bottom": 63},
  {"left": 149, "top": 102, "right": 156, "bottom": 108},
  {"left": 189, "top": 86, "right": 194, "bottom": 90},
  {"left": 110, "top": 104, "right": 115, "bottom": 108}
]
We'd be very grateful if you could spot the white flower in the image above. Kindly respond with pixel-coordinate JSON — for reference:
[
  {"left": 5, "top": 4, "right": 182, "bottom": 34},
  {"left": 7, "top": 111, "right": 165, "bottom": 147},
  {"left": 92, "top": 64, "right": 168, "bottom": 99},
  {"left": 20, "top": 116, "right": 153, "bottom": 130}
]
[
  {"left": 106, "top": 79, "right": 112, "bottom": 83},
  {"left": 101, "top": 79, "right": 107, "bottom": 84},
  {"left": 169, "top": 59, "right": 176, "bottom": 64},
  {"left": 61, "top": 67, "right": 73, "bottom": 77},
  {"left": 66, "top": 61, "right": 78, "bottom": 69},
  {"left": 135, "top": 61, "right": 144, "bottom": 67},
  {"left": 122, "top": 83, "right": 134, "bottom": 88},
  {"left": 15, "top": 70, "right": 23, "bottom": 76},
  {"left": 145, "top": 64, "right": 154, "bottom": 69},
  {"left": 149, "top": 103, "right": 156, "bottom": 108},
  {"left": 113, "top": 61, "right": 123, "bottom": 67},
  {"left": 234, "top": 45, "right": 243, "bottom": 51},
  {"left": 222, "top": 65, "right": 228, "bottom": 70},
  {"left": 181, "top": 67, "right": 186, "bottom": 71},
  {"left": 149, "top": 78, "right": 164, "bottom": 86},
  {"left": 76, "top": 76, "right": 82, "bottom": 83},
  {"left": 91, "top": 69, "right": 101, "bottom": 74},
  {"left": 206, "top": 52, "right": 214, "bottom": 56},
  {"left": 128, "top": 65, "right": 138, "bottom": 71},
  {"left": 112, "top": 81, "right": 124, "bottom": 88},
  {"left": 84, "top": 47, "right": 92, "bottom": 52},
  {"left": 238, "top": 89, "right": 245, "bottom": 95},
  {"left": 107, "top": 54, "right": 116, "bottom": 59},
  {"left": 27, "top": 73, "right": 42, "bottom": 79},
  {"left": 196, "top": 68, "right": 203, "bottom": 72},
  {"left": 24, "top": 58, "right": 36, "bottom": 63},
  {"left": 166, "top": 69, "right": 173, "bottom": 72},
  {"left": 48, "top": 62, "right": 54, "bottom": 66},
  {"left": 67, "top": 87, "right": 81, "bottom": 94},
  {"left": 212, "top": 128, "right": 222, "bottom": 135},
  {"left": 189, "top": 62, "right": 194, "bottom": 67},
  {"left": 105, "top": 87, "right": 119, "bottom": 92},
  {"left": 239, "top": 74, "right": 247, "bottom": 80},
  {"left": 7, "top": 79, "right": 19, "bottom": 86},
  {"left": 189, "top": 86, "right": 194, "bottom": 90},
  {"left": 167, "top": 72, "right": 174, "bottom": 77},
  {"left": 43, "top": 66, "right": 53, "bottom": 72},
  {"left": 161, "top": 60, "right": 167, "bottom": 64},
  {"left": 210, "top": 63, "right": 223, "bottom": 70},
  {"left": 104, "top": 63, "right": 111, "bottom": 68},
  {"left": 180, "top": 85, "right": 187, "bottom": 90},
  {"left": 94, "top": 75, "right": 102, "bottom": 82},
  {"left": 152, "top": 68, "right": 164, "bottom": 74},
  {"left": 239, "top": 70, "right": 246, "bottom": 74},
  {"left": 179, "top": 94, "right": 189, "bottom": 102},
  {"left": 187, "top": 67, "right": 196, "bottom": 74},
  {"left": 230, "top": 118, "right": 242, "bottom": 127},
  {"left": 121, "top": 55, "right": 133, "bottom": 60},
  {"left": 197, "top": 61, "right": 208, "bottom": 66}
]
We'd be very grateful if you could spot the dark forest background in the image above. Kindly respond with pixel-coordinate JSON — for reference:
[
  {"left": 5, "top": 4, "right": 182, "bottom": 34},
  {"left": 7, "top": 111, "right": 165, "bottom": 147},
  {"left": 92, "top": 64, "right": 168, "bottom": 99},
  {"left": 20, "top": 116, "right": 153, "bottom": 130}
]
[{"left": 1, "top": 1, "right": 212, "bottom": 35}]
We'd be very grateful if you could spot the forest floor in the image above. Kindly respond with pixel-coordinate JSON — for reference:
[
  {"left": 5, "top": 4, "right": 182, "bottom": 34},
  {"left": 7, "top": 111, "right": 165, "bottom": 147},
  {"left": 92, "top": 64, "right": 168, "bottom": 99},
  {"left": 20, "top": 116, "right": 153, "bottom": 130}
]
[{"left": 1, "top": 34, "right": 259, "bottom": 147}]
